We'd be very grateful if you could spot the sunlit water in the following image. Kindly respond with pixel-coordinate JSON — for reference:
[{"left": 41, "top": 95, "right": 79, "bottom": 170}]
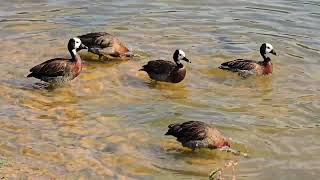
[{"left": 0, "top": 0, "right": 319, "bottom": 179}]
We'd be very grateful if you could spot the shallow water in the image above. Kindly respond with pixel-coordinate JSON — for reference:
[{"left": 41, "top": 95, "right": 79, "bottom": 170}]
[{"left": 0, "top": 0, "right": 319, "bottom": 179}]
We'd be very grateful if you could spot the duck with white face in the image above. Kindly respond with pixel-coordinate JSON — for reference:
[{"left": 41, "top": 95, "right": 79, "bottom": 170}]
[
  {"left": 219, "top": 43, "right": 277, "bottom": 77},
  {"left": 174, "top": 49, "right": 191, "bottom": 64},
  {"left": 27, "top": 37, "right": 87, "bottom": 84},
  {"left": 261, "top": 43, "right": 277, "bottom": 59},
  {"left": 139, "top": 49, "right": 191, "bottom": 83}
]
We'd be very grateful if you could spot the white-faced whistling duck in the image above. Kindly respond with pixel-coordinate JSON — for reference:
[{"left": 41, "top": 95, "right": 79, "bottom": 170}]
[
  {"left": 139, "top": 49, "right": 191, "bottom": 83},
  {"left": 27, "top": 37, "right": 87, "bottom": 84},
  {"left": 77, "top": 32, "right": 132, "bottom": 59},
  {"left": 165, "top": 121, "right": 246, "bottom": 156},
  {"left": 219, "top": 43, "right": 277, "bottom": 77}
]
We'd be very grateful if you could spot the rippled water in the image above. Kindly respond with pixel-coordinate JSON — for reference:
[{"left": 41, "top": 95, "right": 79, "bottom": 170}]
[{"left": 0, "top": 0, "right": 319, "bottom": 179}]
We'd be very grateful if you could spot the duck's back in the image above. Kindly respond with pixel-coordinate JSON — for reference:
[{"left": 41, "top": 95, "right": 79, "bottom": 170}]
[
  {"left": 165, "top": 121, "right": 229, "bottom": 149},
  {"left": 220, "top": 59, "right": 258, "bottom": 71},
  {"left": 141, "top": 60, "right": 177, "bottom": 81},
  {"left": 78, "top": 32, "right": 130, "bottom": 55},
  {"left": 78, "top": 32, "right": 112, "bottom": 48},
  {"left": 166, "top": 121, "right": 209, "bottom": 142}
]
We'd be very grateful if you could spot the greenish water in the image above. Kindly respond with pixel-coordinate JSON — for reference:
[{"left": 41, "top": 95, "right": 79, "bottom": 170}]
[{"left": 0, "top": 0, "right": 319, "bottom": 179}]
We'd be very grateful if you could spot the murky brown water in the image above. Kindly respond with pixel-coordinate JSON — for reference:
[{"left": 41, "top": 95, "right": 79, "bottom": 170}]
[{"left": 0, "top": 0, "right": 319, "bottom": 179}]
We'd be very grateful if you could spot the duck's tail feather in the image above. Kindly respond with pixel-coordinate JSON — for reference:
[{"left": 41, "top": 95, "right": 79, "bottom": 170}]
[
  {"left": 219, "top": 65, "right": 230, "bottom": 70},
  {"left": 27, "top": 73, "right": 34, "bottom": 77}
]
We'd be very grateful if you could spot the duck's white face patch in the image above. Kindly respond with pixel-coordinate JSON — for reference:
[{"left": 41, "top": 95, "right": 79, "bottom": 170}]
[
  {"left": 177, "top": 49, "right": 186, "bottom": 61},
  {"left": 265, "top": 43, "right": 273, "bottom": 53},
  {"left": 72, "top": 37, "right": 82, "bottom": 49}
]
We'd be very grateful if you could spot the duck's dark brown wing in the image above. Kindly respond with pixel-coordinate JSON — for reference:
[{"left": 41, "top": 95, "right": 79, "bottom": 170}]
[
  {"left": 78, "top": 32, "right": 113, "bottom": 48},
  {"left": 219, "top": 59, "right": 258, "bottom": 71},
  {"left": 140, "top": 60, "right": 176, "bottom": 75},
  {"left": 165, "top": 121, "right": 209, "bottom": 142},
  {"left": 27, "top": 58, "right": 70, "bottom": 78},
  {"left": 78, "top": 32, "right": 110, "bottom": 39},
  {"left": 78, "top": 32, "right": 131, "bottom": 57}
]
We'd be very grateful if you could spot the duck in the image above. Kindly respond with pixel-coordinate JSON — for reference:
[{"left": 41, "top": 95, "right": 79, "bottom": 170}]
[
  {"left": 27, "top": 37, "right": 87, "bottom": 84},
  {"left": 219, "top": 43, "right": 277, "bottom": 77},
  {"left": 165, "top": 121, "right": 230, "bottom": 150},
  {"left": 139, "top": 49, "right": 191, "bottom": 83},
  {"left": 77, "top": 32, "right": 132, "bottom": 59}
]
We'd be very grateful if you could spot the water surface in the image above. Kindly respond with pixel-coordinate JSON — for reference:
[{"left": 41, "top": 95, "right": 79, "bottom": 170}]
[{"left": 0, "top": 0, "right": 319, "bottom": 179}]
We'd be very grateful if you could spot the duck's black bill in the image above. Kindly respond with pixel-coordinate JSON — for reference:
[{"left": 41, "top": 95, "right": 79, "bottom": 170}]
[
  {"left": 183, "top": 57, "right": 191, "bottom": 63},
  {"left": 270, "top": 50, "right": 277, "bottom": 56}
]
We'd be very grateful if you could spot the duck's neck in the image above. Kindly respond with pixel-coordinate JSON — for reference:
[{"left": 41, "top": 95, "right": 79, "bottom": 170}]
[
  {"left": 261, "top": 53, "right": 271, "bottom": 63},
  {"left": 175, "top": 60, "right": 184, "bottom": 68},
  {"left": 70, "top": 49, "right": 81, "bottom": 62}
]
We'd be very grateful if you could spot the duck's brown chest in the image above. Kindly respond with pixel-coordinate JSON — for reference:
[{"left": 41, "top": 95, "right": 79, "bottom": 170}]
[
  {"left": 170, "top": 67, "right": 186, "bottom": 83},
  {"left": 112, "top": 37, "right": 130, "bottom": 56},
  {"left": 72, "top": 57, "right": 82, "bottom": 78},
  {"left": 263, "top": 62, "right": 273, "bottom": 75},
  {"left": 206, "top": 127, "right": 229, "bottom": 148}
]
